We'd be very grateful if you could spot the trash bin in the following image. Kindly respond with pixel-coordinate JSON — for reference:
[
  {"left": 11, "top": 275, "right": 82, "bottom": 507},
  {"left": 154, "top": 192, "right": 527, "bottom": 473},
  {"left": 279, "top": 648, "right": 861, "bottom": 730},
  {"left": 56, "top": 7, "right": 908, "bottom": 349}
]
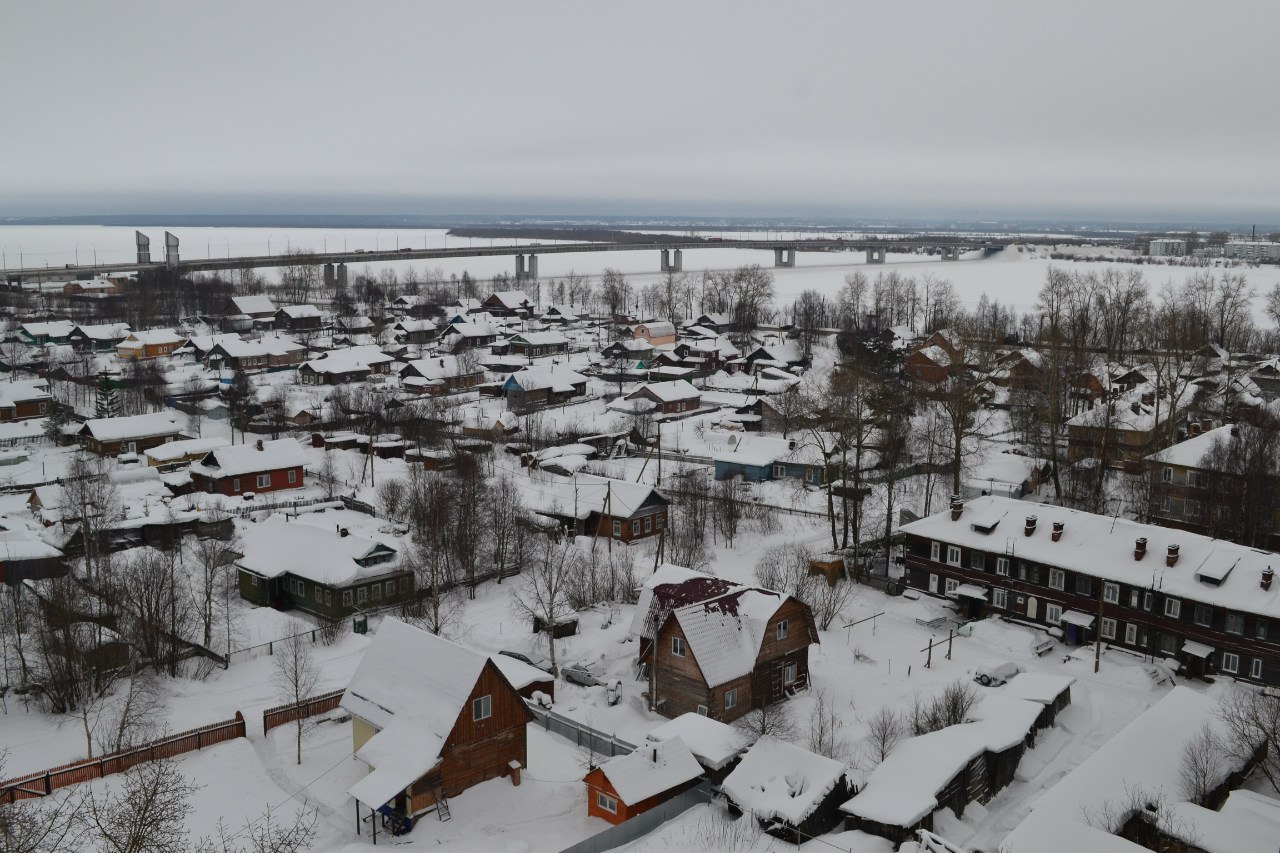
[{"left": 353, "top": 614, "right": 368, "bottom": 635}]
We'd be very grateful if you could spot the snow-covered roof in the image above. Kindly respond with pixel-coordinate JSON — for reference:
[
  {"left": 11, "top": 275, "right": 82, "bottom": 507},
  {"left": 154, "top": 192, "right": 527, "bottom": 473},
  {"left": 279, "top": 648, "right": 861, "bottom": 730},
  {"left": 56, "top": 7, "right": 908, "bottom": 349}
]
[
  {"left": 0, "top": 379, "right": 51, "bottom": 406},
  {"left": 71, "top": 323, "right": 130, "bottom": 342},
  {"left": 181, "top": 332, "right": 242, "bottom": 353},
  {"left": 0, "top": 530, "right": 63, "bottom": 562},
  {"left": 211, "top": 337, "right": 305, "bottom": 359},
  {"left": 301, "top": 344, "right": 393, "bottom": 375},
  {"left": 488, "top": 654, "right": 551, "bottom": 691},
  {"left": 487, "top": 290, "right": 533, "bottom": 310},
  {"left": 1002, "top": 687, "right": 1231, "bottom": 852},
  {"left": 189, "top": 438, "right": 306, "bottom": 479},
  {"left": 594, "top": 737, "right": 703, "bottom": 806},
  {"left": 1166, "top": 790, "right": 1280, "bottom": 853},
  {"left": 401, "top": 355, "right": 475, "bottom": 382},
  {"left": 627, "top": 564, "right": 724, "bottom": 638},
  {"left": 393, "top": 318, "right": 438, "bottom": 334},
  {"left": 143, "top": 436, "right": 229, "bottom": 464},
  {"left": 536, "top": 475, "right": 665, "bottom": 521},
  {"left": 644, "top": 713, "right": 746, "bottom": 771},
  {"left": 504, "top": 365, "right": 587, "bottom": 393},
  {"left": 509, "top": 331, "right": 568, "bottom": 346},
  {"left": 670, "top": 588, "right": 788, "bottom": 688},
  {"left": 21, "top": 320, "right": 75, "bottom": 338},
  {"left": 1001, "top": 672, "right": 1074, "bottom": 705},
  {"left": 81, "top": 412, "right": 181, "bottom": 442},
  {"left": 231, "top": 295, "right": 276, "bottom": 315},
  {"left": 236, "top": 514, "right": 398, "bottom": 586},
  {"left": 1149, "top": 424, "right": 1234, "bottom": 468},
  {"left": 636, "top": 321, "right": 676, "bottom": 338},
  {"left": 119, "top": 329, "right": 181, "bottom": 346},
  {"left": 710, "top": 435, "right": 825, "bottom": 468},
  {"left": 722, "top": 736, "right": 845, "bottom": 826},
  {"left": 906, "top": 495, "right": 1280, "bottom": 620},
  {"left": 276, "top": 304, "right": 323, "bottom": 319},
  {"left": 626, "top": 380, "right": 699, "bottom": 404}
]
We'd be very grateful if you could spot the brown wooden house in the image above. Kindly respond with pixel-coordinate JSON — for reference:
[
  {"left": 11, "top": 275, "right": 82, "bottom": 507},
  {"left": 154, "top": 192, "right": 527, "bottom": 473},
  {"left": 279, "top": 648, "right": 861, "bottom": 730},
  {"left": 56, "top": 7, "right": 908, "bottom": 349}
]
[
  {"left": 342, "top": 618, "right": 533, "bottom": 836},
  {"left": 78, "top": 412, "right": 183, "bottom": 456},
  {"left": 0, "top": 380, "right": 54, "bottom": 421},
  {"left": 582, "top": 737, "right": 703, "bottom": 825},
  {"left": 189, "top": 438, "right": 306, "bottom": 497}
]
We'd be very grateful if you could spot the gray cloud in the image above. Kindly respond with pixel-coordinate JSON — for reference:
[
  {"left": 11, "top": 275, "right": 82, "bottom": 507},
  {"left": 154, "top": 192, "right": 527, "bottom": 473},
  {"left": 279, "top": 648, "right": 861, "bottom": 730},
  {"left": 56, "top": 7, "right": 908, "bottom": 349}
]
[{"left": 3, "top": 1, "right": 1278, "bottom": 222}]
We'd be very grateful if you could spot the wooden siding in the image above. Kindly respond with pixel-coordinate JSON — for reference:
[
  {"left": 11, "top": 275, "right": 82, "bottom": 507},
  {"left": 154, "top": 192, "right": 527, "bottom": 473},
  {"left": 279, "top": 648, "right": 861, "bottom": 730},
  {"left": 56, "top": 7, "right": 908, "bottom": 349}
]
[{"left": 192, "top": 465, "right": 304, "bottom": 497}]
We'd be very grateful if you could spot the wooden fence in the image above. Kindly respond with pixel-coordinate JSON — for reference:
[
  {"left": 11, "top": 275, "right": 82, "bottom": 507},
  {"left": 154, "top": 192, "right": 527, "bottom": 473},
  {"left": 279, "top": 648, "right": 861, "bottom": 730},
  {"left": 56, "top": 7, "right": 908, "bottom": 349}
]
[
  {"left": 263, "top": 688, "right": 346, "bottom": 735},
  {"left": 0, "top": 712, "right": 246, "bottom": 803}
]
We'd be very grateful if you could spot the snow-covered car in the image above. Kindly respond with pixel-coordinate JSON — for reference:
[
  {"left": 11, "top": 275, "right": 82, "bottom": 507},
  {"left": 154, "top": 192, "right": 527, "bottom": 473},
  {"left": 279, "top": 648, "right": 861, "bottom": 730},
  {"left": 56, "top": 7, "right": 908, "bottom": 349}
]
[
  {"left": 561, "top": 661, "right": 606, "bottom": 687},
  {"left": 498, "top": 649, "right": 554, "bottom": 674},
  {"left": 974, "top": 662, "right": 1022, "bottom": 687}
]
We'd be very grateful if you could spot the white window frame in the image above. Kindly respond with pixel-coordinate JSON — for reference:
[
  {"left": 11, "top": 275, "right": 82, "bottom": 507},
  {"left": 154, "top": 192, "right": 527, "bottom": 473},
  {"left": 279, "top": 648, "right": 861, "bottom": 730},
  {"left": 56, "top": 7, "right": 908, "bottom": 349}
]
[
  {"left": 342, "top": 590, "right": 353, "bottom": 606},
  {"left": 784, "top": 663, "right": 797, "bottom": 684},
  {"left": 1048, "top": 568, "right": 1065, "bottom": 591},
  {"left": 357, "top": 587, "right": 367, "bottom": 604},
  {"left": 612, "top": 520, "right": 622, "bottom": 537},
  {"left": 287, "top": 469, "right": 297, "bottom": 484},
  {"left": 993, "top": 588, "right": 1008, "bottom": 609},
  {"left": 385, "top": 580, "right": 394, "bottom": 597},
  {"left": 257, "top": 474, "right": 271, "bottom": 489},
  {"left": 1221, "top": 652, "right": 1239, "bottom": 674},
  {"left": 695, "top": 704, "right": 708, "bottom": 716},
  {"left": 930, "top": 541, "right": 941, "bottom": 562},
  {"left": 671, "top": 636, "right": 685, "bottom": 657},
  {"left": 1124, "top": 623, "right": 1138, "bottom": 645},
  {"left": 1164, "top": 597, "right": 1181, "bottom": 618},
  {"left": 1129, "top": 590, "right": 1140, "bottom": 608},
  {"left": 596, "top": 791, "right": 618, "bottom": 814},
  {"left": 1162, "top": 467, "right": 1172, "bottom": 483},
  {"left": 772, "top": 464, "right": 786, "bottom": 478},
  {"left": 371, "top": 584, "right": 381, "bottom": 601},
  {"left": 724, "top": 688, "right": 737, "bottom": 710},
  {"left": 1250, "top": 658, "right": 1263, "bottom": 679},
  {"left": 644, "top": 516, "right": 653, "bottom": 533},
  {"left": 1103, "top": 582, "right": 1119, "bottom": 604},
  {"left": 946, "top": 546, "right": 961, "bottom": 567},
  {"left": 1046, "top": 603, "right": 1063, "bottom": 624},
  {"left": 314, "top": 586, "right": 322, "bottom": 603},
  {"left": 1101, "top": 617, "right": 1116, "bottom": 640},
  {"left": 995, "top": 557, "right": 1010, "bottom": 576},
  {"left": 1225, "top": 613, "right": 1244, "bottom": 635},
  {"left": 944, "top": 577, "right": 960, "bottom": 597},
  {"left": 631, "top": 520, "right": 641, "bottom": 536},
  {"left": 472, "top": 694, "right": 492, "bottom": 721},
  {"left": 232, "top": 478, "right": 241, "bottom": 492},
  {"left": 776, "top": 620, "right": 789, "bottom": 641}
]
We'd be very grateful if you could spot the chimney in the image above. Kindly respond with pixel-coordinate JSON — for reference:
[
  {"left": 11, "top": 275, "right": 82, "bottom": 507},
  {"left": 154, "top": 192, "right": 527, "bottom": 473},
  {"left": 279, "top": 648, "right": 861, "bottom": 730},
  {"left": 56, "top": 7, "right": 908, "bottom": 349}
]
[
  {"left": 256, "top": 439, "right": 264, "bottom": 451},
  {"left": 1130, "top": 402, "right": 1142, "bottom": 416},
  {"left": 950, "top": 495, "right": 964, "bottom": 521},
  {"left": 1200, "top": 418, "right": 1212, "bottom": 432},
  {"left": 340, "top": 527, "right": 350, "bottom": 538},
  {"left": 1166, "top": 543, "right": 1180, "bottom": 567},
  {"left": 1189, "top": 422, "right": 1201, "bottom": 437},
  {"left": 1262, "top": 567, "right": 1274, "bottom": 591},
  {"left": 1024, "top": 515, "right": 1037, "bottom": 537},
  {"left": 1135, "top": 537, "right": 1147, "bottom": 560},
  {"left": 1051, "top": 521, "right": 1064, "bottom": 542},
  {"left": 1141, "top": 392, "right": 1155, "bottom": 406}
]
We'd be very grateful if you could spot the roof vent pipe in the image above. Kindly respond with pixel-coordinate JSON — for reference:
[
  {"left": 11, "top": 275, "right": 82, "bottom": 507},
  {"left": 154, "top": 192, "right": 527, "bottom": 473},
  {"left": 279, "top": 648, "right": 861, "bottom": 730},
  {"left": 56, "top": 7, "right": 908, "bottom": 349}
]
[
  {"left": 1135, "top": 537, "right": 1147, "bottom": 560},
  {"left": 1167, "top": 543, "right": 1180, "bottom": 567},
  {"left": 1024, "top": 515, "right": 1037, "bottom": 537},
  {"left": 1051, "top": 521, "right": 1064, "bottom": 542},
  {"left": 1262, "top": 567, "right": 1273, "bottom": 591}
]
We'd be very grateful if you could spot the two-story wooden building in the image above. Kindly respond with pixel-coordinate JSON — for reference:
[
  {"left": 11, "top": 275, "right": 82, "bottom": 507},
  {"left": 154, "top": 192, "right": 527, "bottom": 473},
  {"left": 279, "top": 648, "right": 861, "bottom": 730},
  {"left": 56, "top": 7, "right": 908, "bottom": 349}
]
[
  {"left": 189, "top": 438, "right": 306, "bottom": 497},
  {"left": 342, "top": 618, "right": 533, "bottom": 836},
  {"left": 79, "top": 412, "right": 184, "bottom": 456},
  {"left": 900, "top": 494, "right": 1280, "bottom": 685},
  {"left": 537, "top": 477, "right": 670, "bottom": 543},
  {"left": 116, "top": 329, "right": 182, "bottom": 360},
  {"left": 0, "top": 380, "right": 54, "bottom": 421}
]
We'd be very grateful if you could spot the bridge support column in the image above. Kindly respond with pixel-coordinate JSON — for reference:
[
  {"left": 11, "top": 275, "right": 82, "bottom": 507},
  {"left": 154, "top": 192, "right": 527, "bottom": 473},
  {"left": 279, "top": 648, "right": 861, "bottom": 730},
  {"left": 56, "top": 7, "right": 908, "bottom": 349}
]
[
  {"left": 660, "top": 249, "right": 683, "bottom": 273},
  {"left": 941, "top": 246, "right": 960, "bottom": 261},
  {"left": 323, "top": 263, "right": 335, "bottom": 289},
  {"left": 135, "top": 231, "right": 151, "bottom": 264},
  {"left": 773, "top": 247, "right": 796, "bottom": 268},
  {"left": 865, "top": 247, "right": 886, "bottom": 264},
  {"left": 336, "top": 263, "right": 348, "bottom": 289},
  {"left": 164, "top": 232, "right": 179, "bottom": 266}
]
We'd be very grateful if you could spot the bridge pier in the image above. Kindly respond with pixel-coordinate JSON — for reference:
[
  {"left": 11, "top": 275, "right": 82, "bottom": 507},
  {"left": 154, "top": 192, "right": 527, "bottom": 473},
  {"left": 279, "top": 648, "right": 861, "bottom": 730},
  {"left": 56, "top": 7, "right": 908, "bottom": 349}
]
[
  {"left": 660, "top": 249, "right": 683, "bottom": 273},
  {"left": 941, "top": 246, "right": 960, "bottom": 261},
  {"left": 337, "top": 263, "right": 348, "bottom": 289},
  {"left": 865, "top": 247, "right": 886, "bottom": 264},
  {"left": 773, "top": 247, "right": 796, "bottom": 268},
  {"left": 515, "top": 253, "right": 538, "bottom": 280},
  {"left": 136, "top": 231, "right": 151, "bottom": 264},
  {"left": 323, "top": 263, "right": 335, "bottom": 289},
  {"left": 164, "top": 232, "right": 180, "bottom": 266}
]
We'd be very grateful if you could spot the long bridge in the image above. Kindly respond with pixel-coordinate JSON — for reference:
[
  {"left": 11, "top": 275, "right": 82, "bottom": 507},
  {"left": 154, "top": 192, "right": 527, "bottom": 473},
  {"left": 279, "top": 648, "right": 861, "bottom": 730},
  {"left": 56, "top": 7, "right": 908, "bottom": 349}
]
[{"left": 4, "top": 231, "right": 1005, "bottom": 284}]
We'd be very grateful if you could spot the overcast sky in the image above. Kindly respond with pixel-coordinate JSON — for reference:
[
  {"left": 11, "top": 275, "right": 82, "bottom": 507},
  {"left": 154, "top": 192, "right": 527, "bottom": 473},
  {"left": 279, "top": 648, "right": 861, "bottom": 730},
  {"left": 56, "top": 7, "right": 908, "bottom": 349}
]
[{"left": 3, "top": 1, "right": 1277, "bottom": 223}]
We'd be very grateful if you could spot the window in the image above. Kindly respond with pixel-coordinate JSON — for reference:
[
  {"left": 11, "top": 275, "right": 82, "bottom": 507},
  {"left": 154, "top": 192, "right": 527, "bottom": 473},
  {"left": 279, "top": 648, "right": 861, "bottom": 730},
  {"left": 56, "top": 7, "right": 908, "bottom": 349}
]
[
  {"left": 38, "top": 402, "right": 47, "bottom": 413},
  {"left": 644, "top": 516, "right": 653, "bottom": 533},
  {"left": 233, "top": 478, "right": 241, "bottom": 492},
  {"left": 945, "top": 577, "right": 960, "bottom": 597},
  {"left": 1160, "top": 633, "right": 1177, "bottom": 654},
  {"left": 357, "top": 587, "right": 368, "bottom": 604},
  {"left": 613, "top": 521, "right": 622, "bottom": 537},
  {"left": 970, "top": 551, "right": 985, "bottom": 570},
  {"left": 773, "top": 464, "right": 786, "bottom": 478},
  {"left": 1193, "top": 604, "right": 1213, "bottom": 627},
  {"left": 946, "top": 546, "right": 961, "bottom": 567},
  {"left": 1101, "top": 617, "right": 1116, "bottom": 640},
  {"left": 784, "top": 663, "right": 798, "bottom": 684},
  {"left": 342, "top": 590, "right": 353, "bottom": 606},
  {"left": 325, "top": 590, "right": 332, "bottom": 607},
  {"left": 314, "top": 586, "right": 322, "bottom": 603},
  {"left": 1159, "top": 494, "right": 1172, "bottom": 512},
  {"left": 1164, "top": 597, "right": 1181, "bottom": 618},
  {"left": 1144, "top": 591, "right": 1154, "bottom": 611},
  {"left": 288, "top": 469, "right": 297, "bottom": 484},
  {"left": 1162, "top": 467, "right": 1172, "bottom": 483},
  {"left": 1129, "top": 590, "right": 1140, "bottom": 608},
  {"left": 1101, "top": 582, "right": 1119, "bottom": 605},
  {"left": 1124, "top": 623, "right": 1138, "bottom": 645},
  {"left": 656, "top": 515, "right": 665, "bottom": 530},
  {"left": 1225, "top": 613, "right": 1244, "bottom": 635},
  {"left": 1186, "top": 500, "right": 1202, "bottom": 518},
  {"left": 1046, "top": 604, "right": 1063, "bottom": 624},
  {"left": 1221, "top": 652, "right": 1240, "bottom": 674},
  {"left": 257, "top": 474, "right": 271, "bottom": 488},
  {"left": 1258, "top": 619, "right": 1269, "bottom": 640},
  {"left": 930, "top": 541, "right": 941, "bottom": 562},
  {"left": 776, "top": 620, "right": 789, "bottom": 640},
  {"left": 371, "top": 584, "right": 381, "bottom": 601},
  {"left": 1075, "top": 575, "right": 1092, "bottom": 596},
  {"left": 472, "top": 694, "right": 492, "bottom": 721},
  {"left": 385, "top": 580, "right": 395, "bottom": 597},
  {"left": 996, "top": 557, "right": 1010, "bottom": 576},
  {"left": 724, "top": 688, "right": 737, "bottom": 710},
  {"left": 249, "top": 574, "right": 259, "bottom": 587},
  {"left": 1250, "top": 658, "right": 1263, "bottom": 680},
  {"left": 671, "top": 636, "right": 685, "bottom": 657},
  {"left": 596, "top": 791, "right": 618, "bottom": 814},
  {"left": 695, "top": 705, "right": 708, "bottom": 716},
  {"left": 993, "top": 588, "right": 1008, "bottom": 609},
  {"left": 631, "top": 520, "right": 641, "bottom": 536},
  {"left": 1048, "top": 569, "right": 1065, "bottom": 591}
]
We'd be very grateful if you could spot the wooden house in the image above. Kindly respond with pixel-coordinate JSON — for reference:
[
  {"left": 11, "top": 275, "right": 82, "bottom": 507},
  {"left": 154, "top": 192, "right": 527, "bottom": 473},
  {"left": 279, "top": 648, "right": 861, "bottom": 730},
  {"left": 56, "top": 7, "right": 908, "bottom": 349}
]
[
  {"left": 623, "top": 380, "right": 700, "bottom": 416},
  {"left": 189, "top": 438, "right": 306, "bottom": 497},
  {"left": 642, "top": 713, "right": 746, "bottom": 786},
  {"left": 273, "top": 304, "right": 324, "bottom": 331},
  {"left": 392, "top": 319, "right": 439, "bottom": 345},
  {"left": 78, "top": 412, "right": 183, "bottom": 456},
  {"left": 116, "top": 329, "right": 182, "bottom": 360},
  {"left": 537, "top": 477, "right": 669, "bottom": 543},
  {"left": 633, "top": 321, "right": 677, "bottom": 347},
  {"left": 399, "top": 356, "right": 484, "bottom": 395},
  {"left": 298, "top": 345, "right": 394, "bottom": 385},
  {"left": 228, "top": 294, "right": 277, "bottom": 321},
  {"left": 441, "top": 320, "right": 501, "bottom": 350},
  {"left": 501, "top": 365, "right": 588, "bottom": 412},
  {"left": 18, "top": 321, "right": 75, "bottom": 346},
  {"left": 0, "top": 380, "right": 54, "bottom": 421},
  {"left": 342, "top": 618, "right": 533, "bottom": 836},
  {"left": 723, "top": 737, "right": 851, "bottom": 843},
  {"left": 501, "top": 332, "right": 569, "bottom": 358},
  {"left": 583, "top": 737, "right": 703, "bottom": 825},
  {"left": 482, "top": 290, "right": 536, "bottom": 318},
  {"left": 236, "top": 515, "right": 411, "bottom": 618},
  {"left": 68, "top": 323, "right": 130, "bottom": 352}
]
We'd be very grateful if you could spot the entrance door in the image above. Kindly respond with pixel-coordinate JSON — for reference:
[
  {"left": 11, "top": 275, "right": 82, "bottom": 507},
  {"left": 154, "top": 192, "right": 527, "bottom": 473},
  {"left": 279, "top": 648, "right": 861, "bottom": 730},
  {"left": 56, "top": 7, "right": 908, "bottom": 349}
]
[
  {"left": 1026, "top": 596, "right": 1038, "bottom": 620},
  {"left": 928, "top": 573, "right": 939, "bottom": 594}
]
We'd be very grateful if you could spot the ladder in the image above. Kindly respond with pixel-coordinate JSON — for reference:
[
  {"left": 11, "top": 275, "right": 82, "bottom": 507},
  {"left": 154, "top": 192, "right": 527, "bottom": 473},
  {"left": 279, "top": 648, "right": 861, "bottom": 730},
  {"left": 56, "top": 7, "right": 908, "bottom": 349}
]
[{"left": 434, "top": 786, "right": 452, "bottom": 822}]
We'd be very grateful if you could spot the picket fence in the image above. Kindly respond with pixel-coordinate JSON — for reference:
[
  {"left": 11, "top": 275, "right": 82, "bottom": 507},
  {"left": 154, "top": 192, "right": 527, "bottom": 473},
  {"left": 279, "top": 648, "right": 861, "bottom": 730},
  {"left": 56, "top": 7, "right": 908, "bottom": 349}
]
[{"left": 263, "top": 688, "right": 346, "bottom": 735}]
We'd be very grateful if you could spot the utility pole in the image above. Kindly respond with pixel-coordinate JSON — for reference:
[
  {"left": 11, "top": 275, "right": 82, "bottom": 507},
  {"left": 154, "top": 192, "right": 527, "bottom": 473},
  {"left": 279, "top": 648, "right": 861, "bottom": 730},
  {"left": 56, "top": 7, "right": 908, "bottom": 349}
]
[
  {"left": 1095, "top": 583, "right": 1104, "bottom": 674},
  {"left": 605, "top": 481, "right": 612, "bottom": 555}
]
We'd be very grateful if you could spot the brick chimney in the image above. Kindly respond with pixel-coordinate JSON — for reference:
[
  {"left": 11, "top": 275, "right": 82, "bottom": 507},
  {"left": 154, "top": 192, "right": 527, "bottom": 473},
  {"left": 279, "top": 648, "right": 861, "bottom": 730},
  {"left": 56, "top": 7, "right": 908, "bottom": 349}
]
[
  {"left": 1166, "top": 543, "right": 1180, "bottom": 567},
  {"left": 1051, "top": 521, "right": 1064, "bottom": 542},
  {"left": 1135, "top": 537, "right": 1147, "bottom": 561},
  {"left": 1141, "top": 392, "right": 1155, "bottom": 406},
  {"left": 1201, "top": 417, "right": 1212, "bottom": 432},
  {"left": 1263, "top": 567, "right": 1274, "bottom": 591},
  {"left": 950, "top": 495, "right": 963, "bottom": 521},
  {"left": 1024, "top": 515, "right": 1037, "bottom": 537},
  {"left": 256, "top": 439, "right": 264, "bottom": 451}
]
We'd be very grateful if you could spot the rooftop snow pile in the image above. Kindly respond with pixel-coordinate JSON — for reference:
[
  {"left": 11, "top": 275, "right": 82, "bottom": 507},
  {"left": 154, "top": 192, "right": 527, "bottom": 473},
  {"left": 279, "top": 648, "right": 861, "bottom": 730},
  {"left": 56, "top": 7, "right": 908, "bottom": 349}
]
[
  {"left": 236, "top": 514, "right": 397, "bottom": 586},
  {"left": 189, "top": 438, "right": 306, "bottom": 478},
  {"left": 722, "top": 736, "right": 846, "bottom": 826},
  {"left": 644, "top": 713, "right": 746, "bottom": 771}
]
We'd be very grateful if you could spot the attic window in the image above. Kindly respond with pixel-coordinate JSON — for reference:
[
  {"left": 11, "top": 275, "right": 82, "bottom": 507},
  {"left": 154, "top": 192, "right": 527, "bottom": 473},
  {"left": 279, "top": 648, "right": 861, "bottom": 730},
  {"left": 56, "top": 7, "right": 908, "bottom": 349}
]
[
  {"left": 472, "top": 694, "right": 492, "bottom": 721},
  {"left": 968, "top": 513, "right": 1002, "bottom": 535},
  {"left": 1196, "top": 557, "right": 1238, "bottom": 587}
]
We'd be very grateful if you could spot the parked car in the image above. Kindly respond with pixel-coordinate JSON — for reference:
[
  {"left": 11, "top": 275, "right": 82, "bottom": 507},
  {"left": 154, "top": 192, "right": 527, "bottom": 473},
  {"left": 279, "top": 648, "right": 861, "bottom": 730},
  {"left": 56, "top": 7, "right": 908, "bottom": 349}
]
[
  {"left": 562, "top": 661, "right": 606, "bottom": 687},
  {"left": 498, "top": 649, "right": 553, "bottom": 674},
  {"left": 974, "top": 662, "right": 1022, "bottom": 687}
]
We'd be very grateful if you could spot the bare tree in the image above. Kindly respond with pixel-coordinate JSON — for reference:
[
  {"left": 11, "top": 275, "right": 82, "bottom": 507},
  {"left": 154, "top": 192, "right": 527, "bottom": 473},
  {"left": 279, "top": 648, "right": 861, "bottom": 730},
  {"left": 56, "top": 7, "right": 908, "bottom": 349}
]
[
  {"left": 807, "top": 689, "right": 851, "bottom": 764},
  {"left": 85, "top": 759, "right": 197, "bottom": 853},
  {"left": 191, "top": 531, "right": 238, "bottom": 650},
  {"left": 509, "top": 536, "right": 578, "bottom": 675},
  {"left": 94, "top": 668, "right": 165, "bottom": 757},
  {"left": 0, "top": 755, "right": 83, "bottom": 853},
  {"left": 1217, "top": 687, "right": 1279, "bottom": 794},
  {"left": 273, "top": 633, "right": 319, "bottom": 766},
  {"left": 733, "top": 701, "right": 797, "bottom": 742},
  {"left": 1179, "top": 723, "right": 1221, "bottom": 805},
  {"left": 863, "top": 705, "right": 904, "bottom": 765}
]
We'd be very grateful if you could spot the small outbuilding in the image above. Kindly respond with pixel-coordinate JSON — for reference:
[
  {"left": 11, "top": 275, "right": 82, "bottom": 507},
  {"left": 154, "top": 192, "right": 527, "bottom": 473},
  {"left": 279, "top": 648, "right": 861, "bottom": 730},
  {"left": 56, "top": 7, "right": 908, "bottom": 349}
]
[{"left": 582, "top": 737, "right": 703, "bottom": 825}]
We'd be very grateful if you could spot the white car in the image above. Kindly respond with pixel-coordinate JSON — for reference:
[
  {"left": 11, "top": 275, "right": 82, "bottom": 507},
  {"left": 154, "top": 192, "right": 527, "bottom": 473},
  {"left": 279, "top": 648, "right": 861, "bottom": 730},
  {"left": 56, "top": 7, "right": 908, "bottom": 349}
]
[{"left": 974, "top": 662, "right": 1022, "bottom": 687}]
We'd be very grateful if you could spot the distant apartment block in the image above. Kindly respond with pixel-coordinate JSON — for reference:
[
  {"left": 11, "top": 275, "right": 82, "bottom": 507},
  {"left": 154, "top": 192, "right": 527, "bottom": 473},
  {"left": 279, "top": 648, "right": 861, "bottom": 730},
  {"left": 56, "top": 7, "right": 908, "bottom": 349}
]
[{"left": 1148, "top": 238, "right": 1187, "bottom": 257}]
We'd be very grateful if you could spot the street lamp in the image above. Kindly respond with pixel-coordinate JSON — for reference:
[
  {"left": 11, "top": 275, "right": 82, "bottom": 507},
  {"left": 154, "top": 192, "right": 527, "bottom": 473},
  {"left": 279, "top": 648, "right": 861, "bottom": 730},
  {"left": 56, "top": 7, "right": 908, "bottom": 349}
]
[
  {"left": 207, "top": 238, "right": 212, "bottom": 259},
  {"left": 75, "top": 243, "right": 80, "bottom": 265},
  {"left": 224, "top": 237, "right": 230, "bottom": 258},
  {"left": 91, "top": 244, "right": 97, "bottom": 265},
  {"left": 267, "top": 235, "right": 274, "bottom": 256}
]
